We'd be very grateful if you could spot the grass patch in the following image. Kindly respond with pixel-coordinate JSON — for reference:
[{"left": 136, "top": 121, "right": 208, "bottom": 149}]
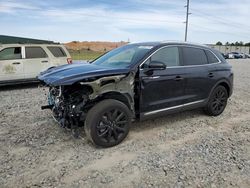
[{"left": 69, "top": 49, "right": 105, "bottom": 60}]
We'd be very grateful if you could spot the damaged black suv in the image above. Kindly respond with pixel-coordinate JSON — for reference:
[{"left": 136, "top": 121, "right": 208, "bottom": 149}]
[{"left": 38, "top": 42, "right": 233, "bottom": 147}]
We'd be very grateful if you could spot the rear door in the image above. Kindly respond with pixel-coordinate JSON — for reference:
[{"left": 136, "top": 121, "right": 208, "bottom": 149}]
[
  {"left": 0, "top": 46, "right": 24, "bottom": 81},
  {"left": 181, "top": 46, "right": 217, "bottom": 102},
  {"left": 140, "top": 46, "right": 187, "bottom": 114},
  {"left": 23, "top": 46, "right": 49, "bottom": 79},
  {"left": 204, "top": 49, "right": 222, "bottom": 90}
]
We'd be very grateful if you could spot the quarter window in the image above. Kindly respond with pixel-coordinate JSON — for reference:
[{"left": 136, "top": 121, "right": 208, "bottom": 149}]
[
  {"left": 47, "top": 46, "right": 66, "bottom": 57},
  {"left": 206, "top": 50, "right": 219, "bottom": 64},
  {"left": 182, "top": 47, "right": 208, "bottom": 65},
  {"left": 0, "top": 47, "right": 21, "bottom": 60},
  {"left": 150, "top": 47, "right": 180, "bottom": 67},
  {"left": 25, "top": 47, "right": 47, "bottom": 59}
]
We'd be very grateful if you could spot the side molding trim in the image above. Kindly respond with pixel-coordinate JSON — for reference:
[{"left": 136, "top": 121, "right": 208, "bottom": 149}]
[{"left": 143, "top": 99, "right": 205, "bottom": 116}]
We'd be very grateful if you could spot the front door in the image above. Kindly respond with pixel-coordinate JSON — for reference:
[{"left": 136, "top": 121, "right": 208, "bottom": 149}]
[
  {"left": 0, "top": 47, "right": 24, "bottom": 82},
  {"left": 139, "top": 46, "right": 187, "bottom": 114}
]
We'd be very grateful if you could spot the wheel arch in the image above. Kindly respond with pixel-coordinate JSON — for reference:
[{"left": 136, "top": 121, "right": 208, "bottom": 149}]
[
  {"left": 218, "top": 82, "right": 230, "bottom": 97},
  {"left": 95, "top": 91, "right": 134, "bottom": 114},
  {"left": 209, "top": 79, "right": 231, "bottom": 99}
]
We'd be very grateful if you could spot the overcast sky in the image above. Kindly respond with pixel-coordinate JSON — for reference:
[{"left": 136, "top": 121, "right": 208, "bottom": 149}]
[{"left": 0, "top": 0, "right": 249, "bottom": 44}]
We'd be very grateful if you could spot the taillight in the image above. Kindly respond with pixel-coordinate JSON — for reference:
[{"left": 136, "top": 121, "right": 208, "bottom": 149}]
[{"left": 67, "top": 58, "right": 72, "bottom": 64}]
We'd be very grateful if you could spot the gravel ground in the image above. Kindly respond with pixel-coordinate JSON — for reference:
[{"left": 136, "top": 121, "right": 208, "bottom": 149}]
[{"left": 0, "top": 59, "right": 250, "bottom": 188}]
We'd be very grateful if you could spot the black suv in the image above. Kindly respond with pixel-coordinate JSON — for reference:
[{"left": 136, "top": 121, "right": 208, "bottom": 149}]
[{"left": 38, "top": 42, "right": 233, "bottom": 147}]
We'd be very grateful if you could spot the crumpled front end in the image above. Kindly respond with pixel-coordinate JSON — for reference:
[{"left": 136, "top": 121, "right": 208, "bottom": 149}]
[{"left": 41, "top": 72, "right": 136, "bottom": 136}]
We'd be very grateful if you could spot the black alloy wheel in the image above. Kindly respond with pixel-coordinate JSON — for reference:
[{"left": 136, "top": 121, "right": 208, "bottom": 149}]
[
  {"left": 97, "top": 109, "right": 128, "bottom": 143},
  {"left": 204, "top": 85, "right": 228, "bottom": 116},
  {"left": 85, "top": 99, "right": 131, "bottom": 147}
]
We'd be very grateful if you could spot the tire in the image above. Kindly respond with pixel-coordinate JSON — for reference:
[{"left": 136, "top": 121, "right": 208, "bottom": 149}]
[
  {"left": 84, "top": 99, "right": 132, "bottom": 147},
  {"left": 204, "top": 85, "right": 228, "bottom": 116}
]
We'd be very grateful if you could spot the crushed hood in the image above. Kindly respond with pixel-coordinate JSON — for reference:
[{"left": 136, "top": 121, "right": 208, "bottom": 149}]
[{"left": 38, "top": 63, "right": 130, "bottom": 86}]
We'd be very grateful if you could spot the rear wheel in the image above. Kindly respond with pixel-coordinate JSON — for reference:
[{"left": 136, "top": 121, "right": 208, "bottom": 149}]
[
  {"left": 204, "top": 85, "right": 228, "bottom": 116},
  {"left": 84, "top": 99, "right": 132, "bottom": 147}
]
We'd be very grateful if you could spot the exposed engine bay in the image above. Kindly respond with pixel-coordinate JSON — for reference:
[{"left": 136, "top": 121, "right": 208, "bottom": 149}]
[{"left": 46, "top": 85, "right": 91, "bottom": 129}]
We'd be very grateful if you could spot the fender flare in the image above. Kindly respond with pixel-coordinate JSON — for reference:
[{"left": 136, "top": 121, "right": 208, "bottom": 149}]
[{"left": 207, "top": 79, "right": 231, "bottom": 102}]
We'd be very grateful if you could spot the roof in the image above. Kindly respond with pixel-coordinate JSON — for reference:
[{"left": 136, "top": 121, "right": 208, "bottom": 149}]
[
  {"left": 130, "top": 41, "right": 209, "bottom": 48},
  {"left": 0, "top": 35, "right": 59, "bottom": 44}
]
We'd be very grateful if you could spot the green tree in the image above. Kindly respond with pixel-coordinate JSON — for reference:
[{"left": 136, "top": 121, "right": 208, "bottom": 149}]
[
  {"left": 244, "top": 42, "right": 250, "bottom": 46},
  {"left": 216, "top": 41, "right": 223, "bottom": 45}
]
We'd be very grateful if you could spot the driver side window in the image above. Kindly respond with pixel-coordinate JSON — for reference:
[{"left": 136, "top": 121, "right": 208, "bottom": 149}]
[{"left": 149, "top": 46, "right": 180, "bottom": 67}]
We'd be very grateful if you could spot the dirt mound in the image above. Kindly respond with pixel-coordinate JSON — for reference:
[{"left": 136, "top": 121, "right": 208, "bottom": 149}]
[{"left": 65, "top": 41, "right": 128, "bottom": 52}]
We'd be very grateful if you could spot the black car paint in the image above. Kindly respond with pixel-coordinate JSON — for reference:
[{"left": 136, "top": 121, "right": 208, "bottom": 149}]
[
  {"left": 38, "top": 42, "right": 233, "bottom": 121},
  {"left": 137, "top": 44, "right": 232, "bottom": 117},
  {"left": 140, "top": 65, "right": 187, "bottom": 112}
]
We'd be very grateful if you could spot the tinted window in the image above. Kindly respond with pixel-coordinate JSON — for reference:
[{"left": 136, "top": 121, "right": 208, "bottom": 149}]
[
  {"left": 47, "top": 46, "right": 66, "bottom": 57},
  {"left": 150, "top": 47, "right": 180, "bottom": 67},
  {"left": 0, "top": 47, "right": 21, "bottom": 60},
  {"left": 182, "top": 47, "right": 208, "bottom": 65},
  {"left": 25, "top": 47, "right": 47, "bottom": 59},
  {"left": 206, "top": 50, "right": 219, "bottom": 64}
]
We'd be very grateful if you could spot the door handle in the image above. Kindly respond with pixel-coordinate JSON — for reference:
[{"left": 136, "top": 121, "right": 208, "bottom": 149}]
[
  {"left": 208, "top": 72, "right": 214, "bottom": 78},
  {"left": 174, "top": 76, "right": 183, "bottom": 81},
  {"left": 12, "top": 62, "right": 20, "bottom": 65},
  {"left": 41, "top": 60, "right": 48, "bottom": 63}
]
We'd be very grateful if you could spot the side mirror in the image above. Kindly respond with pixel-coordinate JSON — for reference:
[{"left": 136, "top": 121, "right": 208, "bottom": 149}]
[{"left": 148, "top": 61, "right": 166, "bottom": 70}]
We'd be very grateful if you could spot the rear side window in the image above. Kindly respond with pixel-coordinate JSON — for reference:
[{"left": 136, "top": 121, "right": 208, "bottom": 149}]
[
  {"left": 205, "top": 50, "right": 219, "bottom": 64},
  {"left": 0, "top": 47, "right": 21, "bottom": 60},
  {"left": 182, "top": 47, "right": 208, "bottom": 66},
  {"left": 151, "top": 47, "right": 180, "bottom": 67},
  {"left": 25, "top": 47, "right": 47, "bottom": 59},
  {"left": 47, "top": 46, "right": 66, "bottom": 57}
]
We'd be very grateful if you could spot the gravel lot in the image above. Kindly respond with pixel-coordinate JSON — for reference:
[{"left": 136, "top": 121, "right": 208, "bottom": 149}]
[{"left": 0, "top": 59, "right": 250, "bottom": 188}]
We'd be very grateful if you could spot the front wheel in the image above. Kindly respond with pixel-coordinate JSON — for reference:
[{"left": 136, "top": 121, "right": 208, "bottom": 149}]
[
  {"left": 204, "top": 85, "right": 228, "bottom": 116},
  {"left": 84, "top": 99, "right": 132, "bottom": 147}
]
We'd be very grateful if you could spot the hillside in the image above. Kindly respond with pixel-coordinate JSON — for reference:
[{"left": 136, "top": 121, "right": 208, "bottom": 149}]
[{"left": 64, "top": 41, "right": 128, "bottom": 52}]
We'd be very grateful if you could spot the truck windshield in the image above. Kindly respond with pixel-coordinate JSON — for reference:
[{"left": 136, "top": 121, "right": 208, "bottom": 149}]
[{"left": 92, "top": 44, "right": 153, "bottom": 68}]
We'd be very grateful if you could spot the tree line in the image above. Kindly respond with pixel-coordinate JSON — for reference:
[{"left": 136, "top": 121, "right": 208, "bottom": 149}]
[{"left": 216, "top": 41, "right": 250, "bottom": 46}]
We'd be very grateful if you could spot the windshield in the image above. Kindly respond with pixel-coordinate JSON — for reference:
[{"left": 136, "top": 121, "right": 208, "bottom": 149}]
[{"left": 92, "top": 44, "right": 153, "bottom": 68}]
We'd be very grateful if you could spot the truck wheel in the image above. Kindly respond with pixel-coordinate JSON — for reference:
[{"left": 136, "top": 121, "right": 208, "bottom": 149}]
[
  {"left": 204, "top": 85, "right": 228, "bottom": 116},
  {"left": 84, "top": 99, "right": 132, "bottom": 147}
]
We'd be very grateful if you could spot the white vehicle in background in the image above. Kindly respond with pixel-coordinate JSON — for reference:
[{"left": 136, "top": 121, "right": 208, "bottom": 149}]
[
  {"left": 0, "top": 43, "right": 72, "bottom": 86},
  {"left": 239, "top": 53, "right": 250, "bottom": 58},
  {"left": 227, "top": 52, "right": 242, "bottom": 59}
]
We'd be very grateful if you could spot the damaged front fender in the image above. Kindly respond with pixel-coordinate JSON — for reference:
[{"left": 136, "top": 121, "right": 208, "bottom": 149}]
[{"left": 79, "top": 72, "right": 135, "bottom": 113}]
